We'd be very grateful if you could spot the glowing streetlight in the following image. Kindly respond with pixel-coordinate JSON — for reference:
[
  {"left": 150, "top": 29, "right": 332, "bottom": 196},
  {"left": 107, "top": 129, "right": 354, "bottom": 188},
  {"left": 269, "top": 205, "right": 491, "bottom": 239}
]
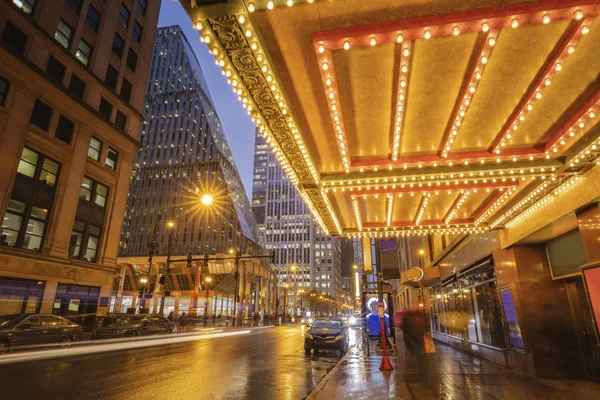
[
  {"left": 167, "top": 221, "right": 174, "bottom": 228},
  {"left": 228, "top": 248, "right": 234, "bottom": 254},
  {"left": 201, "top": 194, "right": 213, "bottom": 206},
  {"left": 418, "top": 249, "right": 425, "bottom": 255}
]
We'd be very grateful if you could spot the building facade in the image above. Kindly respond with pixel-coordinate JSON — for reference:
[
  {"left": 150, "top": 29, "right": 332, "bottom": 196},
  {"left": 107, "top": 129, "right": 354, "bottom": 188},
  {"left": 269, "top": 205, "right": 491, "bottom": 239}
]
[
  {"left": 251, "top": 129, "right": 342, "bottom": 313},
  {"left": 0, "top": 0, "right": 160, "bottom": 319},
  {"left": 116, "top": 25, "right": 273, "bottom": 319}
]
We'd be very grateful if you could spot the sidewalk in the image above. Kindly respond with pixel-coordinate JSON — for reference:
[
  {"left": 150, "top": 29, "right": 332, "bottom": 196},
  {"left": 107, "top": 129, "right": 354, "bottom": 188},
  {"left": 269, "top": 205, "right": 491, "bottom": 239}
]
[{"left": 309, "top": 333, "right": 600, "bottom": 399}]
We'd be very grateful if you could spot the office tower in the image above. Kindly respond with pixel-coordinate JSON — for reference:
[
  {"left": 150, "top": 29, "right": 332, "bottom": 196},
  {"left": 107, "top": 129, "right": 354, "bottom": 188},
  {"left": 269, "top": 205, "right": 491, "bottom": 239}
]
[
  {"left": 120, "top": 25, "right": 261, "bottom": 259},
  {"left": 0, "top": 0, "right": 161, "bottom": 317},
  {"left": 251, "top": 129, "right": 342, "bottom": 311}
]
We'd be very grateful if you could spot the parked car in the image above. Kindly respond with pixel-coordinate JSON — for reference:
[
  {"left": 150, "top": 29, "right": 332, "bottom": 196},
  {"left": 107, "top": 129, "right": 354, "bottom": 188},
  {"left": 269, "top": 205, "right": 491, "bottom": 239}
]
[
  {"left": 101, "top": 313, "right": 134, "bottom": 327},
  {"left": 304, "top": 318, "right": 348, "bottom": 355},
  {"left": 92, "top": 314, "right": 175, "bottom": 339},
  {"left": 0, "top": 314, "right": 83, "bottom": 353}
]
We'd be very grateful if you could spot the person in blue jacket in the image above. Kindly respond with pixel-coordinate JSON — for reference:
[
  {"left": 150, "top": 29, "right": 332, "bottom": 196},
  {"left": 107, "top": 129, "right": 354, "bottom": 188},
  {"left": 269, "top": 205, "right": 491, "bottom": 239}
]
[{"left": 366, "top": 298, "right": 390, "bottom": 337}]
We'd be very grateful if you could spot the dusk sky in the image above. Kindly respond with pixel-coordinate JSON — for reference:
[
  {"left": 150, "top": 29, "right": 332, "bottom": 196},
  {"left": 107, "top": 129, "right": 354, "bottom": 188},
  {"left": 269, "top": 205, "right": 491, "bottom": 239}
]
[{"left": 158, "top": 0, "right": 256, "bottom": 198}]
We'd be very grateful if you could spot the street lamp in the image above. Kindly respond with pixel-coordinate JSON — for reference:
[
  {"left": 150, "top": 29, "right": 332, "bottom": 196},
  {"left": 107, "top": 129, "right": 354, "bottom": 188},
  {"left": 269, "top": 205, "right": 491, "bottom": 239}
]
[
  {"left": 201, "top": 194, "right": 213, "bottom": 206},
  {"left": 204, "top": 276, "right": 212, "bottom": 326},
  {"left": 139, "top": 277, "right": 148, "bottom": 310},
  {"left": 297, "top": 288, "right": 306, "bottom": 317},
  {"left": 418, "top": 248, "right": 425, "bottom": 268}
]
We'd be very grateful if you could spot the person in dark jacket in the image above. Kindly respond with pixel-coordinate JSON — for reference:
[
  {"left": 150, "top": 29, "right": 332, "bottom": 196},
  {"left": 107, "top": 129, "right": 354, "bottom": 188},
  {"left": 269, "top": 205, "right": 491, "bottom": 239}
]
[
  {"left": 167, "top": 311, "right": 174, "bottom": 322},
  {"left": 179, "top": 312, "right": 186, "bottom": 333}
]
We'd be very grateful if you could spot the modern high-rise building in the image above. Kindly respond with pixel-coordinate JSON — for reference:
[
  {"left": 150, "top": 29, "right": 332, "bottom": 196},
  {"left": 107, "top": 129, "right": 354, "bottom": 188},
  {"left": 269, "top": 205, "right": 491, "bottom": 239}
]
[
  {"left": 0, "top": 0, "right": 161, "bottom": 318},
  {"left": 120, "top": 25, "right": 261, "bottom": 259},
  {"left": 251, "top": 129, "right": 342, "bottom": 311}
]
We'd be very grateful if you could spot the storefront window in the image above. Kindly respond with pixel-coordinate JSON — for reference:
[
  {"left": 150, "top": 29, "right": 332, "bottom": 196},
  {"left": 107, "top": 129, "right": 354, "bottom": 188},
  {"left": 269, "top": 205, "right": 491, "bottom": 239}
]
[{"left": 500, "top": 289, "right": 524, "bottom": 349}]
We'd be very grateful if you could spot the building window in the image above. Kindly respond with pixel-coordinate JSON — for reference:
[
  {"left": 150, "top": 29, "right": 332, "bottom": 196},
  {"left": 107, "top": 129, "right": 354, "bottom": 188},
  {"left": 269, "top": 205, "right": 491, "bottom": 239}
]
[
  {"left": 29, "top": 99, "right": 53, "bottom": 131},
  {"left": 126, "top": 49, "right": 138, "bottom": 72},
  {"left": 120, "top": 79, "right": 132, "bottom": 102},
  {"left": 54, "top": 19, "right": 72, "bottom": 49},
  {"left": 55, "top": 115, "right": 74, "bottom": 144},
  {"left": 68, "top": 74, "right": 86, "bottom": 99},
  {"left": 111, "top": 34, "right": 124, "bottom": 57},
  {"left": 85, "top": 5, "right": 101, "bottom": 32},
  {"left": 80, "top": 177, "right": 108, "bottom": 208},
  {"left": 115, "top": 110, "right": 127, "bottom": 130},
  {"left": 65, "top": 0, "right": 81, "bottom": 14},
  {"left": 12, "top": 0, "right": 36, "bottom": 14},
  {"left": 0, "top": 76, "right": 11, "bottom": 107},
  {"left": 69, "top": 220, "right": 101, "bottom": 262},
  {"left": 105, "top": 148, "right": 118, "bottom": 170},
  {"left": 132, "top": 21, "right": 143, "bottom": 43},
  {"left": 76, "top": 39, "right": 92, "bottom": 66},
  {"left": 72, "top": 177, "right": 108, "bottom": 262},
  {"left": 46, "top": 56, "right": 66, "bottom": 84},
  {"left": 137, "top": 0, "right": 147, "bottom": 16},
  {"left": 87, "top": 137, "right": 102, "bottom": 160},
  {"left": 2, "top": 22, "right": 28, "bottom": 54},
  {"left": 3, "top": 148, "right": 60, "bottom": 251},
  {"left": 118, "top": 4, "right": 130, "bottom": 28},
  {"left": 105, "top": 64, "right": 118, "bottom": 90},
  {"left": 98, "top": 98, "right": 112, "bottom": 120}
]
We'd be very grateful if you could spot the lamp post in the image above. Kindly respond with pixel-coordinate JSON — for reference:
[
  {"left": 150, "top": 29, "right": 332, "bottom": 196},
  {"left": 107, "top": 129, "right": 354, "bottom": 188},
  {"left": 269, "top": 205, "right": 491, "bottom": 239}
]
[
  {"left": 158, "top": 220, "right": 175, "bottom": 315},
  {"left": 204, "top": 276, "right": 212, "bottom": 326},
  {"left": 148, "top": 215, "right": 162, "bottom": 298},
  {"left": 418, "top": 249, "right": 425, "bottom": 269},
  {"left": 297, "top": 288, "right": 306, "bottom": 317},
  {"left": 290, "top": 265, "right": 297, "bottom": 318},
  {"left": 283, "top": 283, "right": 289, "bottom": 320},
  {"left": 139, "top": 277, "right": 148, "bottom": 311}
]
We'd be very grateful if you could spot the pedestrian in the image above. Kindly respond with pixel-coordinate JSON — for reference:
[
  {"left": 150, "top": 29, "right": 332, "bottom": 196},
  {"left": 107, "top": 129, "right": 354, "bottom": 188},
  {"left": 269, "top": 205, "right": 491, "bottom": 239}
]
[
  {"left": 167, "top": 311, "right": 174, "bottom": 322},
  {"left": 179, "top": 312, "right": 186, "bottom": 333}
]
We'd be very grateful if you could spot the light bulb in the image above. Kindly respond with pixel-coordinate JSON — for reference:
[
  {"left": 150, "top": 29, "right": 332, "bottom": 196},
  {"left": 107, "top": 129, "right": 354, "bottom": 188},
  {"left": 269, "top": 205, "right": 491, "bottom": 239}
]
[
  {"left": 396, "top": 33, "right": 403, "bottom": 43},
  {"left": 424, "top": 30, "right": 431, "bottom": 39},
  {"left": 248, "top": 2, "right": 255, "bottom": 12},
  {"left": 567, "top": 45, "right": 575, "bottom": 54},
  {"left": 511, "top": 18, "right": 519, "bottom": 28},
  {"left": 488, "top": 37, "right": 496, "bottom": 46},
  {"left": 481, "top": 55, "right": 488, "bottom": 64},
  {"left": 245, "top": 29, "right": 252, "bottom": 37},
  {"left": 542, "top": 14, "right": 550, "bottom": 24},
  {"left": 370, "top": 37, "right": 376, "bottom": 46},
  {"left": 582, "top": 26, "right": 590, "bottom": 35},
  {"left": 481, "top": 22, "right": 489, "bottom": 32},
  {"left": 195, "top": 21, "right": 203, "bottom": 30},
  {"left": 403, "top": 47, "right": 409, "bottom": 56},
  {"left": 343, "top": 41, "right": 350, "bottom": 50},
  {"left": 267, "top": 1, "right": 274, "bottom": 10},
  {"left": 318, "top": 44, "right": 324, "bottom": 53},
  {"left": 574, "top": 10, "right": 583, "bottom": 20},
  {"left": 287, "top": 0, "right": 293, "bottom": 6},
  {"left": 322, "top": 62, "right": 328, "bottom": 70},
  {"left": 555, "top": 63, "right": 562, "bottom": 71},
  {"left": 453, "top": 26, "right": 460, "bottom": 36}
]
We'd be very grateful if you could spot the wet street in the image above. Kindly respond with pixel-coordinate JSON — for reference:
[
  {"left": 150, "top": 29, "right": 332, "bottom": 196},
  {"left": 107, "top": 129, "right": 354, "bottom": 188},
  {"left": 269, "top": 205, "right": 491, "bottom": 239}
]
[{"left": 0, "top": 326, "right": 341, "bottom": 400}]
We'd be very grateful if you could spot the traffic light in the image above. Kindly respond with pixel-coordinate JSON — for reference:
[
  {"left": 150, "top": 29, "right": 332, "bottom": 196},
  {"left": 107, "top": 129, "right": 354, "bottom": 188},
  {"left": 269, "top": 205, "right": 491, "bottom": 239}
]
[
  {"left": 187, "top": 252, "right": 193, "bottom": 268},
  {"left": 270, "top": 249, "right": 276, "bottom": 264}
]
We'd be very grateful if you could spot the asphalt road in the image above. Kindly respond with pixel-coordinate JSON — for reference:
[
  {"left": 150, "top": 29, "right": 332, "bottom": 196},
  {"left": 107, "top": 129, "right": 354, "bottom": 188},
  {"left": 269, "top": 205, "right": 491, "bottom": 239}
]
[{"left": 0, "top": 326, "right": 343, "bottom": 400}]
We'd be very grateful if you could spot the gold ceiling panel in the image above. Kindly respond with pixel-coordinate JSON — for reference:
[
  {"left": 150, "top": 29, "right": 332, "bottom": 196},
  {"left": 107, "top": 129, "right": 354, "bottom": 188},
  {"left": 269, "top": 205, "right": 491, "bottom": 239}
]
[
  {"left": 453, "top": 189, "right": 495, "bottom": 220},
  {"left": 360, "top": 196, "right": 387, "bottom": 225},
  {"left": 401, "top": 34, "right": 478, "bottom": 156},
  {"left": 391, "top": 194, "right": 422, "bottom": 223},
  {"left": 454, "top": 21, "right": 570, "bottom": 152},
  {"left": 509, "top": 22, "right": 600, "bottom": 149},
  {"left": 334, "top": 44, "right": 396, "bottom": 159},
  {"left": 421, "top": 191, "right": 457, "bottom": 222},
  {"left": 329, "top": 191, "right": 354, "bottom": 228}
]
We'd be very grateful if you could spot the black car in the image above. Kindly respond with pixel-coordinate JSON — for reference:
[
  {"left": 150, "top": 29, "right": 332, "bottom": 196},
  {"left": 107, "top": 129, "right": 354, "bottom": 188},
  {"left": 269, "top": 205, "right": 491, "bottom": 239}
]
[
  {"left": 304, "top": 318, "right": 348, "bottom": 354},
  {"left": 93, "top": 314, "right": 175, "bottom": 339},
  {"left": 0, "top": 314, "right": 83, "bottom": 353}
]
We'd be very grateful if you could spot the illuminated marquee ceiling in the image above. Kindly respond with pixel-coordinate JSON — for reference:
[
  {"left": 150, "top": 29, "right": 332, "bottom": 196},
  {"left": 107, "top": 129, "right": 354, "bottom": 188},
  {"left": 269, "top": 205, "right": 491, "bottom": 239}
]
[{"left": 181, "top": 0, "right": 600, "bottom": 237}]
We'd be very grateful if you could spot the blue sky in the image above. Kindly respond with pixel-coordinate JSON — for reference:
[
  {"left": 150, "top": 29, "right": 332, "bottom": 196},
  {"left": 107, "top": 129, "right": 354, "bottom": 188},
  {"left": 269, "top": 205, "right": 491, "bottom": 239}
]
[{"left": 158, "top": 0, "right": 256, "bottom": 198}]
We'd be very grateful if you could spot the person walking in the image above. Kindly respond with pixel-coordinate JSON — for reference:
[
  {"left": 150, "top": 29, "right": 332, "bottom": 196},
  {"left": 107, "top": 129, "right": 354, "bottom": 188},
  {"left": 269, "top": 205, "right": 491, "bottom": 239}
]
[
  {"left": 179, "top": 312, "right": 186, "bottom": 333},
  {"left": 167, "top": 311, "right": 174, "bottom": 322}
]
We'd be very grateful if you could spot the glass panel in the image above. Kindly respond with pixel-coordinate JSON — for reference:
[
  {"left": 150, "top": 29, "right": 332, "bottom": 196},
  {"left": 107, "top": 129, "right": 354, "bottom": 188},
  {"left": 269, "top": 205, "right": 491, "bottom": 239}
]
[
  {"left": 83, "top": 236, "right": 98, "bottom": 262},
  {"left": 23, "top": 219, "right": 45, "bottom": 251},
  {"left": 463, "top": 287, "right": 478, "bottom": 342},
  {"left": 80, "top": 177, "right": 92, "bottom": 201},
  {"left": 475, "top": 282, "right": 506, "bottom": 347},
  {"left": 500, "top": 289, "right": 523, "bottom": 349},
  {"left": 94, "top": 184, "right": 108, "bottom": 207},
  {"left": 40, "top": 158, "right": 59, "bottom": 186},
  {"left": 7, "top": 199, "right": 26, "bottom": 213},
  {"left": 70, "top": 231, "right": 82, "bottom": 257},
  {"left": 88, "top": 137, "right": 102, "bottom": 160},
  {"left": 30, "top": 206, "right": 48, "bottom": 220},
  {"left": 2, "top": 212, "right": 22, "bottom": 247},
  {"left": 54, "top": 19, "right": 72, "bottom": 49},
  {"left": 76, "top": 40, "right": 91, "bottom": 66},
  {"left": 88, "top": 225, "right": 101, "bottom": 236},
  {"left": 73, "top": 220, "right": 85, "bottom": 231},
  {"left": 13, "top": 0, "right": 36, "bottom": 15},
  {"left": 17, "top": 148, "right": 38, "bottom": 178}
]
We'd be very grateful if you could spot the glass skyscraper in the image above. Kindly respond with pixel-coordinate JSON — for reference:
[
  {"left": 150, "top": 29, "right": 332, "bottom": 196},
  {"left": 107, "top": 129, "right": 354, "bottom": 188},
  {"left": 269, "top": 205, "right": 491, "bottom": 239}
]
[
  {"left": 120, "top": 25, "right": 261, "bottom": 258},
  {"left": 251, "top": 129, "right": 342, "bottom": 309}
]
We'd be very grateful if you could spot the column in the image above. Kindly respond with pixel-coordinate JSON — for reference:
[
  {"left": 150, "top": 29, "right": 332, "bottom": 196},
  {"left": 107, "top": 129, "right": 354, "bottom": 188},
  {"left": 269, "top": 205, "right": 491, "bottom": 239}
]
[{"left": 39, "top": 281, "right": 58, "bottom": 314}]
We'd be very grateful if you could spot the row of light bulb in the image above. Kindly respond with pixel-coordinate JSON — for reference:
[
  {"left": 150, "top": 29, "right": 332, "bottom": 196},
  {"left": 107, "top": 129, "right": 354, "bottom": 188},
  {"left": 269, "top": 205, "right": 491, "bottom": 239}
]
[
  {"left": 442, "top": 30, "right": 498, "bottom": 158},
  {"left": 316, "top": 46, "right": 351, "bottom": 172},
  {"left": 245, "top": 0, "right": 315, "bottom": 13},
  {"left": 393, "top": 43, "right": 412, "bottom": 161},
  {"left": 494, "top": 19, "right": 590, "bottom": 155},
  {"left": 569, "top": 137, "right": 600, "bottom": 167},
  {"left": 475, "top": 188, "right": 515, "bottom": 225},
  {"left": 415, "top": 194, "right": 431, "bottom": 225},
  {"left": 444, "top": 191, "right": 470, "bottom": 225},
  {"left": 386, "top": 194, "right": 394, "bottom": 227},
  {"left": 300, "top": 191, "right": 331, "bottom": 236},
  {"left": 352, "top": 197, "right": 362, "bottom": 231},
  {"left": 346, "top": 226, "right": 488, "bottom": 238},
  {"left": 194, "top": 15, "right": 321, "bottom": 187},
  {"left": 547, "top": 104, "right": 597, "bottom": 158},
  {"left": 320, "top": 188, "right": 343, "bottom": 234},
  {"left": 490, "top": 176, "right": 563, "bottom": 228},
  {"left": 505, "top": 176, "right": 580, "bottom": 227},
  {"left": 323, "top": 165, "right": 557, "bottom": 189}
]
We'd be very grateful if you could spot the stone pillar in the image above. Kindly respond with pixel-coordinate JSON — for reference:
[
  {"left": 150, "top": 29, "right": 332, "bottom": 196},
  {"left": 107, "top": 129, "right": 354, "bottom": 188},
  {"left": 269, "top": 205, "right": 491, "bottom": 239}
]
[{"left": 39, "top": 280, "right": 58, "bottom": 314}]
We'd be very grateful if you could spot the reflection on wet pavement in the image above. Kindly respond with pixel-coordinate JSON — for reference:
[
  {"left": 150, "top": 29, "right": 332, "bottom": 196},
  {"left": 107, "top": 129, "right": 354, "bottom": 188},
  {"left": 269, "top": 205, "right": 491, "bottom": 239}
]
[
  {"left": 312, "top": 333, "right": 600, "bottom": 400},
  {"left": 0, "top": 326, "right": 342, "bottom": 400}
]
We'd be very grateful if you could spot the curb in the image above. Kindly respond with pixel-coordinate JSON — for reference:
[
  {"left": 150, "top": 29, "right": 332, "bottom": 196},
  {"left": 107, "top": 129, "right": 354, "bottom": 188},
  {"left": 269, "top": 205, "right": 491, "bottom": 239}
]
[{"left": 305, "top": 352, "right": 349, "bottom": 400}]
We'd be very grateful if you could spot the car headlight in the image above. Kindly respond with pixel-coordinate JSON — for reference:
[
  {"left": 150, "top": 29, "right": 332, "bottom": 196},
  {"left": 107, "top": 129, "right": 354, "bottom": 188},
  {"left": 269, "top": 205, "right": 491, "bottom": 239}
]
[
  {"left": 334, "top": 335, "right": 344, "bottom": 340},
  {"left": 305, "top": 333, "right": 313, "bottom": 339},
  {"left": 308, "top": 318, "right": 313, "bottom": 324},
  {"left": 349, "top": 317, "right": 357, "bottom": 325}
]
